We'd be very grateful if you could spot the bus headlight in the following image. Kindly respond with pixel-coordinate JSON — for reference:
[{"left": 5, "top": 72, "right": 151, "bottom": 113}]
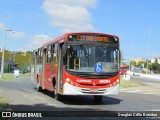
[
  {"left": 116, "top": 79, "right": 119, "bottom": 83},
  {"left": 70, "top": 80, "right": 73, "bottom": 85},
  {"left": 75, "top": 83, "right": 78, "bottom": 87},
  {"left": 113, "top": 82, "right": 116, "bottom": 86},
  {"left": 66, "top": 78, "right": 70, "bottom": 82}
]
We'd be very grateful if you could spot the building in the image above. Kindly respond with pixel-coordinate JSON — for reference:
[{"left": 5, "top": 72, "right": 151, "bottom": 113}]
[
  {"left": 151, "top": 58, "right": 156, "bottom": 63},
  {"left": 0, "top": 50, "right": 32, "bottom": 73},
  {"left": 151, "top": 57, "right": 160, "bottom": 64},
  {"left": 130, "top": 58, "right": 147, "bottom": 64},
  {"left": 158, "top": 58, "right": 160, "bottom": 64},
  {"left": 0, "top": 48, "right": 2, "bottom": 52}
]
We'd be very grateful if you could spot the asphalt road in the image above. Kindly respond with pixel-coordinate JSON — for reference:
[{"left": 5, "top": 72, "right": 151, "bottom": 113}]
[{"left": 0, "top": 78, "right": 160, "bottom": 120}]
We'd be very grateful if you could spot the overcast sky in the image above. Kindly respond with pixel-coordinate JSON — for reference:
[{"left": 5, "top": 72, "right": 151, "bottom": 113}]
[{"left": 0, "top": 0, "right": 160, "bottom": 59}]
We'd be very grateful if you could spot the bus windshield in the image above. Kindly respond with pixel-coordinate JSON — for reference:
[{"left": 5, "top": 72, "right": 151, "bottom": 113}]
[{"left": 64, "top": 45, "right": 119, "bottom": 73}]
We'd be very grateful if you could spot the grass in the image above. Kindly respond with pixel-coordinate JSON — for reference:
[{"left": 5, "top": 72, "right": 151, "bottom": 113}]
[
  {"left": 0, "top": 97, "right": 11, "bottom": 111},
  {"left": 0, "top": 97, "right": 18, "bottom": 120},
  {"left": 0, "top": 73, "right": 31, "bottom": 80},
  {"left": 120, "top": 79, "right": 144, "bottom": 88}
]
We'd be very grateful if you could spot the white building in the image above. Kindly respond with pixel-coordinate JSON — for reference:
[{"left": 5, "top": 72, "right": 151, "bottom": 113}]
[
  {"left": 151, "top": 58, "right": 160, "bottom": 64},
  {"left": 158, "top": 58, "right": 160, "bottom": 64},
  {"left": 0, "top": 47, "right": 2, "bottom": 52}
]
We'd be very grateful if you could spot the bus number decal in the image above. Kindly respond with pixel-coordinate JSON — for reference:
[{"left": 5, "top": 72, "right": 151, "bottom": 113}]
[{"left": 99, "top": 80, "right": 110, "bottom": 84}]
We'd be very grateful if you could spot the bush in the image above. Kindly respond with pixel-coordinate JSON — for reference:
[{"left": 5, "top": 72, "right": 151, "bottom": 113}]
[
  {"left": 141, "top": 70, "right": 146, "bottom": 74},
  {"left": 149, "top": 63, "right": 160, "bottom": 73}
]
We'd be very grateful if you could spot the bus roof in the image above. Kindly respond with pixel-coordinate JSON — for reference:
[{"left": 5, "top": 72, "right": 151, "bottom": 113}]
[{"left": 42, "top": 32, "right": 119, "bottom": 47}]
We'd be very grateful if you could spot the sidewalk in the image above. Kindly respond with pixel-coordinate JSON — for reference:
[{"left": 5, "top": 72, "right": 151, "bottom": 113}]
[
  {"left": 140, "top": 73, "right": 160, "bottom": 79},
  {"left": 127, "top": 71, "right": 160, "bottom": 79}
]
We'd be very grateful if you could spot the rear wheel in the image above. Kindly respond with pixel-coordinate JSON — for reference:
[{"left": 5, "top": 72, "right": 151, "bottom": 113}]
[{"left": 94, "top": 95, "right": 103, "bottom": 102}]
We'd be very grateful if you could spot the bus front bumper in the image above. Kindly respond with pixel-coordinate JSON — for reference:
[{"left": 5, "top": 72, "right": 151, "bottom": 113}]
[{"left": 63, "top": 82, "right": 119, "bottom": 95}]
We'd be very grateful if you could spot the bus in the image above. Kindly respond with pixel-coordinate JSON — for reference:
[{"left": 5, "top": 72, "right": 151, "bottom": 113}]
[
  {"left": 31, "top": 32, "right": 120, "bottom": 102},
  {"left": 120, "top": 64, "right": 128, "bottom": 75}
]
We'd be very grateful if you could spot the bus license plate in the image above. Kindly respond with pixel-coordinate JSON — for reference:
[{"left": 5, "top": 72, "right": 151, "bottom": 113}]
[{"left": 90, "top": 89, "right": 98, "bottom": 92}]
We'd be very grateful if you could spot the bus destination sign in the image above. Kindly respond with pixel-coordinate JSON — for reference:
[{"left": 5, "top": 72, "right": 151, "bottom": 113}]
[
  {"left": 77, "top": 35, "right": 109, "bottom": 42},
  {"left": 75, "top": 35, "right": 118, "bottom": 43}
]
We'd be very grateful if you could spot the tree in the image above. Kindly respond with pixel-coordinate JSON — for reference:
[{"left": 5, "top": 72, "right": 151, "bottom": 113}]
[
  {"left": 131, "top": 61, "right": 136, "bottom": 67},
  {"left": 149, "top": 63, "right": 160, "bottom": 73},
  {"left": 137, "top": 61, "right": 146, "bottom": 68},
  {"left": 158, "top": 64, "right": 160, "bottom": 73}
]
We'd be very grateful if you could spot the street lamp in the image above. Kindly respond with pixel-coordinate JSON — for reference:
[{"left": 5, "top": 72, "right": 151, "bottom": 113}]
[
  {"left": 146, "top": 28, "right": 152, "bottom": 74},
  {"left": 129, "top": 40, "right": 133, "bottom": 71},
  {"left": 0, "top": 30, "right": 15, "bottom": 77}
]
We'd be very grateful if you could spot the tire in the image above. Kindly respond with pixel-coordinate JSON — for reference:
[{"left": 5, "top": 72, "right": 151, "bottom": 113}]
[
  {"left": 36, "top": 79, "right": 42, "bottom": 92},
  {"left": 53, "top": 85, "right": 62, "bottom": 101},
  {"left": 94, "top": 95, "right": 103, "bottom": 102},
  {"left": 55, "top": 93, "right": 62, "bottom": 101}
]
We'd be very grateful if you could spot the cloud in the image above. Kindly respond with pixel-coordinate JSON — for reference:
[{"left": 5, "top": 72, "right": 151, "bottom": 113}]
[
  {"left": 28, "top": 34, "right": 50, "bottom": 49},
  {"left": 11, "top": 31, "right": 25, "bottom": 39},
  {"left": 0, "top": 22, "right": 25, "bottom": 39},
  {"left": 42, "top": 0, "right": 97, "bottom": 33},
  {"left": 0, "top": 22, "right": 7, "bottom": 31}
]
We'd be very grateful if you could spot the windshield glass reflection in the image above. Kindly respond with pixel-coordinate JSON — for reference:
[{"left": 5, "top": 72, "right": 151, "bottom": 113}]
[{"left": 63, "top": 45, "right": 119, "bottom": 73}]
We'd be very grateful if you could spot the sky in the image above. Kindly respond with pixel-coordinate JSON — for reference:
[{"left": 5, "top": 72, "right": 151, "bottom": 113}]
[{"left": 0, "top": 0, "right": 160, "bottom": 59}]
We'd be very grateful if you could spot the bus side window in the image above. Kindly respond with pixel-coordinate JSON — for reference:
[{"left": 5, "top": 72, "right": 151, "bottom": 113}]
[
  {"left": 47, "top": 45, "right": 52, "bottom": 63},
  {"left": 37, "top": 48, "right": 42, "bottom": 65},
  {"left": 51, "top": 44, "right": 54, "bottom": 64},
  {"left": 53, "top": 43, "right": 58, "bottom": 64}
]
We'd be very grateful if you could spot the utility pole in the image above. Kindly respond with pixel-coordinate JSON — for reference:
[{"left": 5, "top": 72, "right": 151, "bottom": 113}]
[
  {"left": 129, "top": 40, "right": 133, "bottom": 71},
  {"left": 146, "top": 28, "right": 152, "bottom": 74},
  {"left": 0, "top": 30, "right": 14, "bottom": 77}
]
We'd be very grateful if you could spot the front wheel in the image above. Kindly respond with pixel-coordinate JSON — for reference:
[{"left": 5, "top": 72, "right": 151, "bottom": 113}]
[
  {"left": 54, "top": 86, "right": 62, "bottom": 101},
  {"left": 94, "top": 95, "right": 103, "bottom": 102},
  {"left": 36, "top": 79, "right": 42, "bottom": 92}
]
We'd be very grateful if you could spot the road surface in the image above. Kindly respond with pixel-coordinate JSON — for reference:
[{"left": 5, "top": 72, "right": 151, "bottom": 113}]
[{"left": 0, "top": 78, "right": 160, "bottom": 120}]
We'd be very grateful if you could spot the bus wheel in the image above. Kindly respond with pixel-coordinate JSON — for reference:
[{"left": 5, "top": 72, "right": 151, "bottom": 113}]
[
  {"left": 55, "top": 93, "right": 62, "bottom": 101},
  {"left": 36, "top": 79, "right": 42, "bottom": 92},
  {"left": 94, "top": 95, "right": 103, "bottom": 102},
  {"left": 53, "top": 86, "right": 62, "bottom": 101}
]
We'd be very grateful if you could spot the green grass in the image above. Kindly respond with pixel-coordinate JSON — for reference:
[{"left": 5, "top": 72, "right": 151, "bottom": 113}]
[
  {"left": 0, "top": 97, "right": 18, "bottom": 120},
  {"left": 120, "top": 79, "right": 144, "bottom": 88},
  {"left": 0, "top": 73, "right": 30, "bottom": 80},
  {"left": 0, "top": 97, "right": 11, "bottom": 111}
]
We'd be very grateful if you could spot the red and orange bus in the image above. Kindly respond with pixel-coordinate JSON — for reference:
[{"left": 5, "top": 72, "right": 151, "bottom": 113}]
[
  {"left": 120, "top": 64, "right": 128, "bottom": 75},
  {"left": 31, "top": 32, "right": 120, "bottom": 102}
]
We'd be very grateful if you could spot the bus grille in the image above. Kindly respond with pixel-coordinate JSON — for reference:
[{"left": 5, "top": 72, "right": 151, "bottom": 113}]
[
  {"left": 80, "top": 89, "right": 106, "bottom": 94},
  {"left": 79, "top": 83, "right": 108, "bottom": 86}
]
